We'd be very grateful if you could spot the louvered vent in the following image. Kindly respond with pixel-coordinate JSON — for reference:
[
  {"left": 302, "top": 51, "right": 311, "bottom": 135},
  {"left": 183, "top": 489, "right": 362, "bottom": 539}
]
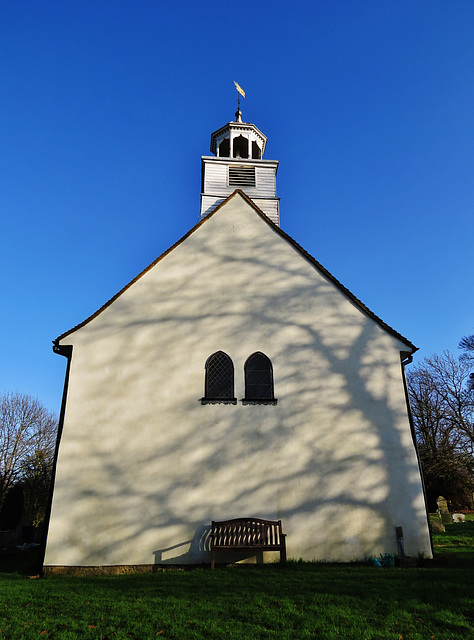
[{"left": 229, "top": 166, "right": 256, "bottom": 188}]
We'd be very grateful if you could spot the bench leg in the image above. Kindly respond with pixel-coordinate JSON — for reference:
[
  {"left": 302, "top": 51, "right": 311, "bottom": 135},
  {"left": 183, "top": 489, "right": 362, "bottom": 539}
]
[{"left": 211, "top": 546, "right": 215, "bottom": 570}]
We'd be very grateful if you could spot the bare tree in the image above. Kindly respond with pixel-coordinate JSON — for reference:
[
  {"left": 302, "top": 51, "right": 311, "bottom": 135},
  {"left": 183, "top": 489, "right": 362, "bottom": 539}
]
[
  {"left": 407, "top": 352, "right": 474, "bottom": 510},
  {"left": 21, "top": 449, "right": 54, "bottom": 527},
  {"left": 459, "top": 334, "right": 474, "bottom": 391},
  {"left": 0, "top": 393, "right": 57, "bottom": 511}
]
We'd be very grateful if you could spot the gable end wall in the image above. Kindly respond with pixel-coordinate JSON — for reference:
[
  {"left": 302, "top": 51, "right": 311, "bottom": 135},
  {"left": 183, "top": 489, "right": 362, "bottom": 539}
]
[{"left": 45, "top": 195, "right": 431, "bottom": 566}]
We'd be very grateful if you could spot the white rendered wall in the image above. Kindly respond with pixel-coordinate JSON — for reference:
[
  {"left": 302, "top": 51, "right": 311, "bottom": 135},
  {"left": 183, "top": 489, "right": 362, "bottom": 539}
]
[{"left": 45, "top": 194, "right": 431, "bottom": 566}]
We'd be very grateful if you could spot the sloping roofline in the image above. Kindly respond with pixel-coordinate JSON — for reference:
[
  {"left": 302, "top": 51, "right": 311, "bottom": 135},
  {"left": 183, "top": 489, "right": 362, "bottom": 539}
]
[{"left": 54, "top": 190, "right": 417, "bottom": 353}]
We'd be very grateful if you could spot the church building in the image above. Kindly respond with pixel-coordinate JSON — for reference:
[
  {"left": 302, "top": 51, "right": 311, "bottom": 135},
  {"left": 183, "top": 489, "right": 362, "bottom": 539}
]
[{"left": 43, "top": 108, "right": 432, "bottom": 569}]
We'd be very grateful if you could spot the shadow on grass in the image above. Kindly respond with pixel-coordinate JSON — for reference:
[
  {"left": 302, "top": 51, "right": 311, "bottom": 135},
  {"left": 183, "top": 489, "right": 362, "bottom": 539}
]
[
  {"left": 431, "top": 521, "right": 474, "bottom": 569},
  {"left": 1, "top": 543, "right": 473, "bottom": 640}
]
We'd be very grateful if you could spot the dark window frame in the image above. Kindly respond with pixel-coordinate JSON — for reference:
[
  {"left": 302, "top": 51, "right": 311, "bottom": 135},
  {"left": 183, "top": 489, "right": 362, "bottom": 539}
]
[
  {"left": 201, "top": 351, "right": 237, "bottom": 405},
  {"left": 242, "top": 352, "right": 277, "bottom": 405}
]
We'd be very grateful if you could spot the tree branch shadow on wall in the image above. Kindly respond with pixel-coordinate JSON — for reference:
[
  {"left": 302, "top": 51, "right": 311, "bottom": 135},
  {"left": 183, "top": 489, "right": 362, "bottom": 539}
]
[{"left": 46, "top": 212, "right": 431, "bottom": 566}]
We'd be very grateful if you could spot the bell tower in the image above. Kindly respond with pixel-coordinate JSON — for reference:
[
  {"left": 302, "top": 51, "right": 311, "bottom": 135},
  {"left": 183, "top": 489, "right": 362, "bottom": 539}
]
[{"left": 200, "top": 109, "right": 280, "bottom": 226}]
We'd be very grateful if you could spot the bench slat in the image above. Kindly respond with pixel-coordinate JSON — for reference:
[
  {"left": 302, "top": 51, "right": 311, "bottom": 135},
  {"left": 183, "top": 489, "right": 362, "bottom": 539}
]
[{"left": 210, "top": 517, "right": 286, "bottom": 569}]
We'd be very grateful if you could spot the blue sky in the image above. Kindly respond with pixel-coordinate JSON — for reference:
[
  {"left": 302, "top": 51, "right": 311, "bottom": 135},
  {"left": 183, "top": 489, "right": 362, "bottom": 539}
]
[{"left": 1, "top": 1, "right": 473, "bottom": 414}]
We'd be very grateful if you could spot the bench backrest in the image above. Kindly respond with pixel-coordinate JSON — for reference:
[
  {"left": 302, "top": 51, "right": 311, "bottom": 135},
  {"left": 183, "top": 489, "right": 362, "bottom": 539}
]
[{"left": 211, "top": 518, "right": 284, "bottom": 547}]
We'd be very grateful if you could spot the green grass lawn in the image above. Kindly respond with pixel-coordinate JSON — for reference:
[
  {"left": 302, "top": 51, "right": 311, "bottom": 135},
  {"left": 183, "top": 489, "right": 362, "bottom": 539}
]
[{"left": 0, "top": 522, "right": 473, "bottom": 640}]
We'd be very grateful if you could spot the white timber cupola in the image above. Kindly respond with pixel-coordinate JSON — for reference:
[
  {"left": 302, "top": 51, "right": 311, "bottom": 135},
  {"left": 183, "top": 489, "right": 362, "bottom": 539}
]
[{"left": 200, "top": 109, "right": 280, "bottom": 225}]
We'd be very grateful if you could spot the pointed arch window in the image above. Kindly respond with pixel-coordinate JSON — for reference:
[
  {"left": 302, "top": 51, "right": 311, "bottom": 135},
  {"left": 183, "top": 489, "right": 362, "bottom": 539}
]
[
  {"left": 201, "top": 351, "right": 237, "bottom": 404},
  {"left": 218, "top": 138, "right": 230, "bottom": 157},
  {"left": 243, "top": 352, "right": 277, "bottom": 405},
  {"left": 233, "top": 135, "right": 249, "bottom": 159},
  {"left": 251, "top": 141, "right": 261, "bottom": 159}
]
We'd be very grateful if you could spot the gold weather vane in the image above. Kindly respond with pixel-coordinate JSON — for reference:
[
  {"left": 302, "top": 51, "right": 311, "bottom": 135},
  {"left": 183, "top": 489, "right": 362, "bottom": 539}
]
[
  {"left": 234, "top": 81, "right": 245, "bottom": 98},
  {"left": 234, "top": 81, "right": 245, "bottom": 112}
]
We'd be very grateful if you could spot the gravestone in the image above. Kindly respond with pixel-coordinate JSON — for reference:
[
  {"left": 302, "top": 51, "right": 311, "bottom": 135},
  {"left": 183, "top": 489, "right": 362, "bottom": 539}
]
[
  {"left": 430, "top": 518, "right": 445, "bottom": 533},
  {"left": 452, "top": 513, "right": 466, "bottom": 523},
  {"left": 437, "top": 496, "right": 453, "bottom": 525}
]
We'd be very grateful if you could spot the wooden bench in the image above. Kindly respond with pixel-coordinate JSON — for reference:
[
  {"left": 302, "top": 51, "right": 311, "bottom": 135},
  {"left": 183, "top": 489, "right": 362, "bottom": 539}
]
[{"left": 210, "top": 517, "right": 287, "bottom": 569}]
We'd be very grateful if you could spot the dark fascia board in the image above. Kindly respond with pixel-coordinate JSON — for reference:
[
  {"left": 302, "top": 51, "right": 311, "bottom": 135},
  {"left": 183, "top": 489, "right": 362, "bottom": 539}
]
[{"left": 53, "top": 189, "right": 418, "bottom": 354}]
